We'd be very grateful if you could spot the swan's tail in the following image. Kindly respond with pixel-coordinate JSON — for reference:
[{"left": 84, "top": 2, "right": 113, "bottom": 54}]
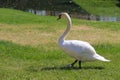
[{"left": 94, "top": 54, "right": 110, "bottom": 62}]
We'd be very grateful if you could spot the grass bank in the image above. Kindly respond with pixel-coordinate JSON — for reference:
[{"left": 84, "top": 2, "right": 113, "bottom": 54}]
[{"left": 74, "top": 0, "right": 120, "bottom": 17}]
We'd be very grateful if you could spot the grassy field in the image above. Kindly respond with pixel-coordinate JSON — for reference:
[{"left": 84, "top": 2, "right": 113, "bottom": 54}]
[
  {"left": 0, "top": 8, "right": 120, "bottom": 80},
  {"left": 74, "top": 0, "right": 120, "bottom": 17}
]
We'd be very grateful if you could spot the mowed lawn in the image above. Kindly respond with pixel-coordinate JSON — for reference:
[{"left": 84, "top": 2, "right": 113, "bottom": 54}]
[{"left": 0, "top": 8, "right": 120, "bottom": 80}]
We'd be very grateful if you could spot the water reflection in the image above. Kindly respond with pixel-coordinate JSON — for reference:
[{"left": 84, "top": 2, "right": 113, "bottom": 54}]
[{"left": 28, "top": 9, "right": 120, "bottom": 22}]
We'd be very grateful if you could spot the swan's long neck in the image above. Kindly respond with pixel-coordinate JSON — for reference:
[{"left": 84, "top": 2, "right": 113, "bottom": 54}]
[{"left": 59, "top": 14, "right": 72, "bottom": 42}]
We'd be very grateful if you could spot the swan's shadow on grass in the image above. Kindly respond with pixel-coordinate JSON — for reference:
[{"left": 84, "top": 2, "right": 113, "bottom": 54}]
[
  {"left": 27, "top": 66, "right": 104, "bottom": 72},
  {"left": 41, "top": 66, "right": 104, "bottom": 71}
]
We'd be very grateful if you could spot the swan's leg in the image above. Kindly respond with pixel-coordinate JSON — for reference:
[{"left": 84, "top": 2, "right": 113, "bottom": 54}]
[
  {"left": 71, "top": 60, "right": 78, "bottom": 67},
  {"left": 64, "top": 60, "right": 77, "bottom": 68},
  {"left": 79, "top": 61, "right": 82, "bottom": 69}
]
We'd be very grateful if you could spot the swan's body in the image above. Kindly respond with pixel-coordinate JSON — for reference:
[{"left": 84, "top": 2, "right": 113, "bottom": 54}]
[{"left": 57, "top": 12, "right": 110, "bottom": 68}]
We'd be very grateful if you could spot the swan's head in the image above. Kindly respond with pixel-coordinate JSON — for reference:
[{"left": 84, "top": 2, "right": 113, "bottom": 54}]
[{"left": 57, "top": 12, "right": 69, "bottom": 20}]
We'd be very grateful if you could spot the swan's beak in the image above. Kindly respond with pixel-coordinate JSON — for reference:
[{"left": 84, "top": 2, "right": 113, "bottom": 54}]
[{"left": 57, "top": 14, "right": 61, "bottom": 20}]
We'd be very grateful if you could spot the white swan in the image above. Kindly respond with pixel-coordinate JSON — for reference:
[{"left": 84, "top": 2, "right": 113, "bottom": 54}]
[{"left": 57, "top": 12, "right": 110, "bottom": 69}]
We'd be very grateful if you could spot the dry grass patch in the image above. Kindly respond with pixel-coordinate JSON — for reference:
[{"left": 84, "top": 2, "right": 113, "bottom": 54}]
[
  {"left": 0, "top": 24, "right": 120, "bottom": 48},
  {"left": 66, "top": 25, "right": 120, "bottom": 44},
  {"left": 0, "top": 24, "right": 55, "bottom": 46}
]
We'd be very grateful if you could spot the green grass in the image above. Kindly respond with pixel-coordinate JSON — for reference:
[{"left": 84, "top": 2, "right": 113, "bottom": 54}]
[
  {"left": 74, "top": 0, "right": 120, "bottom": 17},
  {"left": 0, "top": 8, "right": 120, "bottom": 80},
  {"left": 0, "top": 8, "right": 56, "bottom": 24},
  {"left": 0, "top": 41, "right": 120, "bottom": 80},
  {"left": 73, "top": 19, "right": 120, "bottom": 31},
  {"left": 0, "top": 8, "right": 120, "bottom": 30}
]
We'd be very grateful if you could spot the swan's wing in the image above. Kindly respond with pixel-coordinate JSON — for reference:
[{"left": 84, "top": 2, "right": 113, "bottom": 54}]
[
  {"left": 62, "top": 40, "right": 96, "bottom": 54},
  {"left": 59, "top": 40, "right": 97, "bottom": 60}
]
